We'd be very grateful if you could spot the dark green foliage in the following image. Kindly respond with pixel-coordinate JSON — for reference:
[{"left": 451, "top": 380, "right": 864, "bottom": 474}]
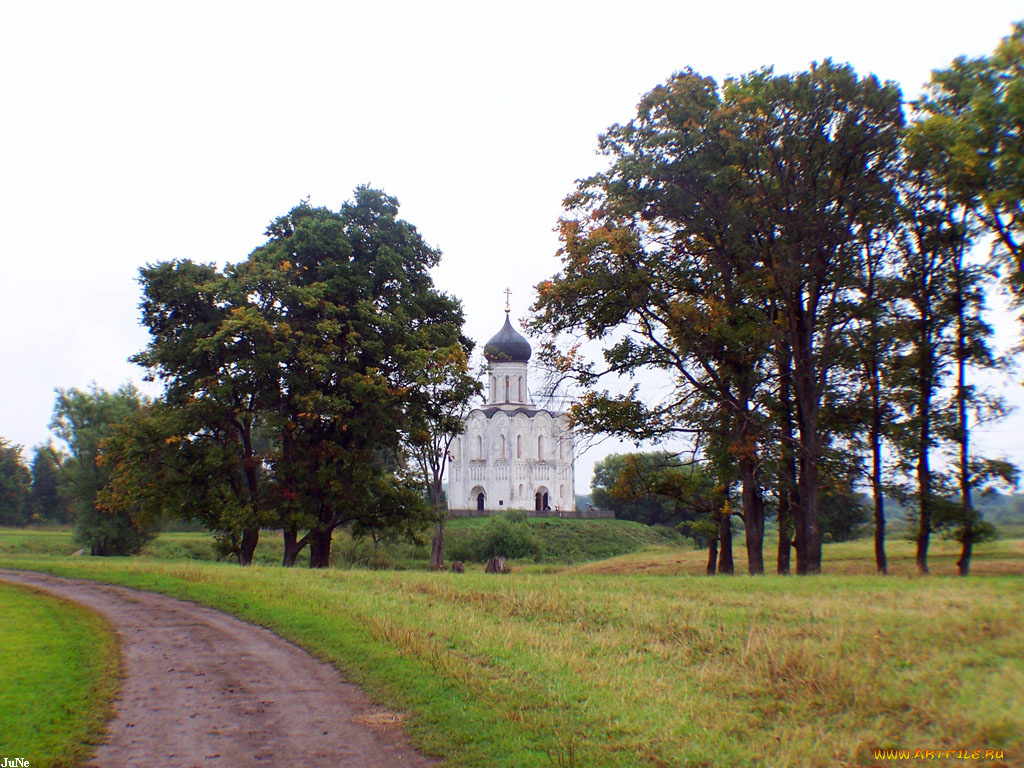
[
  {"left": 28, "top": 445, "right": 72, "bottom": 524},
  {"left": 445, "top": 516, "right": 683, "bottom": 564},
  {"left": 533, "top": 62, "right": 906, "bottom": 575},
  {"left": 592, "top": 454, "right": 675, "bottom": 526},
  {"left": 447, "top": 516, "right": 539, "bottom": 562},
  {"left": 50, "top": 384, "right": 157, "bottom": 556},
  {"left": 819, "top": 486, "right": 871, "bottom": 543},
  {"left": 591, "top": 452, "right": 711, "bottom": 528},
  {"left": 129, "top": 188, "right": 470, "bottom": 567},
  {"left": 0, "top": 439, "right": 31, "bottom": 526},
  {"left": 914, "top": 23, "right": 1024, "bottom": 296}
]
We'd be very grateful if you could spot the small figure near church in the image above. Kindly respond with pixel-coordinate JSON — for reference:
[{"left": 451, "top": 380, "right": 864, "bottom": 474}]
[{"left": 447, "top": 295, "right": 576, "bottom": 514}]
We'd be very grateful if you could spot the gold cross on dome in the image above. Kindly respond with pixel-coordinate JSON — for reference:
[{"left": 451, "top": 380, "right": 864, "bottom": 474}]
[{"left": 504, "top": 287, "right": 512, "bottom": 313}]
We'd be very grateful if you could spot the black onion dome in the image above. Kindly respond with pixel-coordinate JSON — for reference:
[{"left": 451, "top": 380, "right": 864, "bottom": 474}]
[{"left": 483, "top": 315, "right": 532, "bottom": 362}]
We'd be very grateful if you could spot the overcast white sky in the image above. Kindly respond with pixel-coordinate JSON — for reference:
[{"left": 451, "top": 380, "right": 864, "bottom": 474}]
[{"left": 2, "top": 1, "right": 1023, "bottom": 493}]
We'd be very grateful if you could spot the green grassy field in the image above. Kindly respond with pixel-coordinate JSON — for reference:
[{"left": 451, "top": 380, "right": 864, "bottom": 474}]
[
  {"left": 0, "top": 534, "right": 1020, "bottom": 768},
  {"left": 0, "top": 517, "right": 682, "bottom": 568},
  {"left": 0, "top": 580, "right": 120, "bottom": 767}
]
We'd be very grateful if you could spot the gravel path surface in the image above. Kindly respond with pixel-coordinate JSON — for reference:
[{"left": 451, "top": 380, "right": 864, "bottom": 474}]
[{"left": 0, "top": 569, "right": 439, "bottom": 768}]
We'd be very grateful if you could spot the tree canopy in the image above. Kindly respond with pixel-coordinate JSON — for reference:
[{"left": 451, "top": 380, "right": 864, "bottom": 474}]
[
  {"left": 121, "top": 187, "right": 475, "bottom": 567},
  {"left": 533, "top": 62, "right": 905, "bottom": 574}
]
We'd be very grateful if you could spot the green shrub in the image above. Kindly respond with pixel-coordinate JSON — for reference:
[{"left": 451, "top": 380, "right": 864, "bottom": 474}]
[{"left": 478, "top": 517, "right": 539, "bottom": 561}]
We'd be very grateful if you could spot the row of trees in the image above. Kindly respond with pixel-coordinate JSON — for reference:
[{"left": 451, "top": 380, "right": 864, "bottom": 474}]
[
  {"left": 532, "top": 25, "right": 1024, "bottom": 575},
  {"left": 1, "top": 385, "right": 165, "bottom": 555},
  {"left": 0, "top": 439, "right": 72, "bottom": 527}
]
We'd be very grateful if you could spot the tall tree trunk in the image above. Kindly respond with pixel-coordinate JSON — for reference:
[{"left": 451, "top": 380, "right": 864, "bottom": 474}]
[
  {"left": 706, "top": 527, "right": 719, "bottom": 575},
  {"left": 239, "top": 420, "right": 262, "bottom": 566},
  {"left": 871, "top": 440, "right": 887, "bottom": 575},
  {"left": 309, "top": 528, "right": 333, "bottom": 569},
  {"left": 955, "top": 246, "right": 973, "bottom": 578},
  {"left": 717, "top": 512, "right": 734, "bottom": 575},
  {"left": 731, "top": 376, "right": 764, "bottom": 575},
  {"left": 795, "top": 443, "right": 821, "bottom": 575},
  {"left": 777, "top": 349, "right": 796, "bottom": 575},
  {"left": 868, "top": 321, "right": 887, "bottom": 575},
  {"left": 957, "top": 534, "right": 973, "bottom": 577},
  {"left": 911, "top": 241, "right": 938, "bottom": 576},
  {"left": 777, "top": 500, "right": 792, "bottom": 575},
  {"left": 915, "top": 380, "right": 933, "bottom": 575},
  {"left": 238, "top": 528, "right": 259, "bottom": 566},
  {"left": 282, "top": 528, "right": 306, "bottom": 567},
  {"left": 791, "top": 306, "right": 822, "bottom": 574},
  {"left": 739, "top": 457, "right": 765, "bottom": 575},
  {"left": 429, "top": 519, "right": 446, "bottom": 571}
]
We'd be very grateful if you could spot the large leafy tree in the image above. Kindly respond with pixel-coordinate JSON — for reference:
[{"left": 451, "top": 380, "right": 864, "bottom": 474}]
[
  {"left": 256, "top": 190, "right": 467, "bottom": 567},
  {"left": 132, "top": 188, "right": 469, "bottom": 567},
  {"left": 728, "top": 63, "right": 904, "bottom": 574},
  {"left": 533, "top": 70, "right": 773, "bottom": 574},
  {"left": 131, "top": 258, "right": 279, "bottom": 564}
]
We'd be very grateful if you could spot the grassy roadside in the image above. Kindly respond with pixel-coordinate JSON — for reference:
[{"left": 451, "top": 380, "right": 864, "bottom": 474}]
[
  {"left": 0, "top": 518, "right": 683, "bottom": 569},
  {"left": 0, "top": 554, "right": 1020, "bottom": 767},
  {"left": 0, "top": 580, "right": 120, "bottom": 767}
]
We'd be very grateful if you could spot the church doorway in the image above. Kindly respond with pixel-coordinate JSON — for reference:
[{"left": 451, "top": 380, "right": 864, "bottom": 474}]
[
  {"left": 534, "top": 488, "right": 550, "bottom": 512},
  {"left": 470, "top": 485, "right": 486, "bottom": 512}
]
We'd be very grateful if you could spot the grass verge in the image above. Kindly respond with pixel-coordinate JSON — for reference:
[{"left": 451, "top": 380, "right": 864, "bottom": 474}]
[
  {"left": 0, "top": 518, "right": 685, "bottom": 569},
  {"left": 0, "top": 554, "right": 1020, "bottom": 767},
  {"left": 0, "top": 580, "right": 120, "bottom": 767}
]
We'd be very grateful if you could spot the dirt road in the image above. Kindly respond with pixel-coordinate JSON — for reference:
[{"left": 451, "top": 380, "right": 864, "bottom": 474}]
[{"left": 0, "top": 569, "right": 439, "bottom": 768}]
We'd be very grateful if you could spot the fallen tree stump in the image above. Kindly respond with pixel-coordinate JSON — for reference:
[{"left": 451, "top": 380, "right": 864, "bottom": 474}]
[{"left": 484, "top": 557, "right": 510, "bottom": 574}]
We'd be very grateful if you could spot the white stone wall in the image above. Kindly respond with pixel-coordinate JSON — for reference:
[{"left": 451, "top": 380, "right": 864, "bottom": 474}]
[{"left": 486, "top": 361, "right": 531, "bottom": 405}]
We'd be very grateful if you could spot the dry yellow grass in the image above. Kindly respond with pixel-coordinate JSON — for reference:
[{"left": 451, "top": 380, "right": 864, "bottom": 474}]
[{"left": 575, "top": 534, "right": 1024, "bottom": 577}]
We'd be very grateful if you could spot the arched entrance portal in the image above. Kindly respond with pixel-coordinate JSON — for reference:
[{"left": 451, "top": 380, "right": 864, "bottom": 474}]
[
  {"left": 534, "top": 487, "right": 550, "bottom": 512},
  {"left": 470, "top": 485, "right": 486, "bottom": 512}
]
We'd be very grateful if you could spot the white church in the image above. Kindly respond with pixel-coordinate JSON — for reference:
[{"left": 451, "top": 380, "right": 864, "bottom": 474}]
[{"left": 447, "top": 307, "right": 576, "bottom": 515}]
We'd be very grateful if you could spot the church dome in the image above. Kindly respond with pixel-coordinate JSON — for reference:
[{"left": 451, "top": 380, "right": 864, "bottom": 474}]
[{"left": 484, "top": 315, "right": 532, "bottom": 362}]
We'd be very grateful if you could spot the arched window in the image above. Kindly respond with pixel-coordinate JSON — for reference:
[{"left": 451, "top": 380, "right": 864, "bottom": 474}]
[
  {"left": 537, "top": 435, "right": 543, "bottom": 459},
  {"left": 505, "top": 376, "right": 510, "bottom": 402},
  {"left": 518, "top": 483, "right": 524, "bottom": 499},
  {"left": 499, "top": 436, "right": 505, "bottom": 459},
  {"left": 490, "top": 376, "right": 496, "bottom": 403},
  {"left": 453, "top": 438, "right": 461, "bottom": 461},
  {"left": 476, "top": 435, "right": 483, "bottom": 460},
  {"left": 518, "top": 377, "right": 523, "bottom": 402},
  {"left": 516, "top": 434, "right": 522, "bottom": 458}
]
